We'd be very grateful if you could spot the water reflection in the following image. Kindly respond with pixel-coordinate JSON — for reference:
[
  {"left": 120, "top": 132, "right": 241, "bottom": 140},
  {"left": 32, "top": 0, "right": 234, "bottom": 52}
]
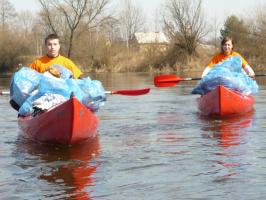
[
  {"left": 201, "top": 112, "right": 254, "bottom": 148},
  {"left": 200, "top": 112, "right": 254, "bottom": 181},
  {"left": 15, "top": 135, "right": 100, "bottom": 200}
]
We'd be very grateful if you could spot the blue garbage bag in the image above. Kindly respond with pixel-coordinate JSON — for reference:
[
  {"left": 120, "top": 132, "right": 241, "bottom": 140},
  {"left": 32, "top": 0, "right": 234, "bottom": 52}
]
[
  {"left": 191, "top": 56, "right": 259, "bottom": 95},
  {"left": 10, "top": 67, "right": 106, "bottom": 116},
  {"left": 10, "top": 67, "right": 41, "bottom": 106}
]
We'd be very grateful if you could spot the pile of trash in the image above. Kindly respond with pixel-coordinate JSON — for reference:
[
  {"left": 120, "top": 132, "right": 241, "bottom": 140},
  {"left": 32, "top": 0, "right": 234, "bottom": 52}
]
[
  {"left": 10, "top": 66, "right": 106, "bottom": 116},
  {"left": 192, "top": 56, "right": 259, "bottom": 95}
]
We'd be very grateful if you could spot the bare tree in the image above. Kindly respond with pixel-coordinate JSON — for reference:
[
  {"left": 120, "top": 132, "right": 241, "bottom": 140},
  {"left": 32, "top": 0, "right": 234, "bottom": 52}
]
[
  {"left": 38, "top": 0, "right": 110, "bottom": 58},
  {"left": 0, "top": 0, "right": 16, "bottom": 29},
  {"left": 119, "top": 0, "right": 145, "bottom": 48},
  {"left": 212, "top": 16, "right": 220, "bottom": 48},
  {"left": 249, "top": 5, "right": 266, "bottom": 67},
  {"left": 15, "top": 11, "right": 35, "bottom": 35},
  {"left": 254, "top": 6, "right": 266, "bottom": 39},
  {"left": 101, "top": 17, "right": 120, "bottom": 44},
  {"left": 164, "top": 0, "right": 209, "bottom": 56}
]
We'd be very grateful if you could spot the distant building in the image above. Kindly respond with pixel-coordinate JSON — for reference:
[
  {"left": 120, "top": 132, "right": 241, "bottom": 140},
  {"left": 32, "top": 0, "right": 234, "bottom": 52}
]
[
  {"left": 134, "top": 32, "right": 169, "bottom": 44},
  {"left": 134, "top": 32, "right": 169, "bottom": 52}
]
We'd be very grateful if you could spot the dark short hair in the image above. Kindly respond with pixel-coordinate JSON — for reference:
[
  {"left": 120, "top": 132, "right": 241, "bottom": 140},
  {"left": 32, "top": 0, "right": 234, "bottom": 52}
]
[{"left": 45, "top": 34, "right": 59, "bottom": 44}]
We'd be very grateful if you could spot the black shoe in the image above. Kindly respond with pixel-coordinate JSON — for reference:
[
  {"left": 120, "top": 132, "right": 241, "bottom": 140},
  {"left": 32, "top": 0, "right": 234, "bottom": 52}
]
[{"left": 9, "top": 99, "right": 20, "bottom": 111}]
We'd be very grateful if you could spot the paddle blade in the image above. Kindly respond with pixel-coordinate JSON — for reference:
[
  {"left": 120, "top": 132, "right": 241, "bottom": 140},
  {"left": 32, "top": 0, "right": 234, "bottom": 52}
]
[
  {"left": 110, "top": 88, "right": 150, "bottom": 96},
  {"left": 154, "top": 75, "right": 184, "bottom": 87}
]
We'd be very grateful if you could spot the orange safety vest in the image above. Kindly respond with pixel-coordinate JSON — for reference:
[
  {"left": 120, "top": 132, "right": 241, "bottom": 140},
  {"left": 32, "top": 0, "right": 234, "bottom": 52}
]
[
  {"left": 29, "top": 55, "right": 82, "bottom": 79},
  {"left": 207, "top": 51, "right": 248, "bottom": 69}
]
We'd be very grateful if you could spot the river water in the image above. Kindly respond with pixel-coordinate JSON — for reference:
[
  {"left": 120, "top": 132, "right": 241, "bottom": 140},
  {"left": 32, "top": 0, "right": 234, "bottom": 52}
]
[{"left": 1, "top": 73, "right": 266, "bottom": 199}]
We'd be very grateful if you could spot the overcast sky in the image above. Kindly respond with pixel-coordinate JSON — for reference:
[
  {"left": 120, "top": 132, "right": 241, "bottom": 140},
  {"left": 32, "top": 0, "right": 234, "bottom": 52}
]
[{"left": 9, "top": 0, "right": 265, "bottom": 33}]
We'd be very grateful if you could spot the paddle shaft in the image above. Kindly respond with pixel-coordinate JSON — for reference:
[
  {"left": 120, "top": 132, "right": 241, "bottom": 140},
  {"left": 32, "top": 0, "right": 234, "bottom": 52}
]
[
  {"left": 171, "top": 77, "right": 201, "bottom": 81},
  {"left": 154, "top": 73, "right": 265, "bottom": 88},
  {"left": 159, "top": 75, "right": 266, "bottom": 82},
  {"left": 0, "top": 88, "right": 150, "bottom": 96},
  {"left": 254, "top": 74, "right": 266, "bottom": 77},
  {"left": 158, "top": 74, "right": 265, "bottom": 83},
  {"left": 176, "top": 74, "right": 266, "bottom": 80}
]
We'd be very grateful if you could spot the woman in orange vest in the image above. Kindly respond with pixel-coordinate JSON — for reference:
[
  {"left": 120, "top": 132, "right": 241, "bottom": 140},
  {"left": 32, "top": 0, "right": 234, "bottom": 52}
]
[{"left": 202, "top": 36, "right": 255, "bottom": 78}]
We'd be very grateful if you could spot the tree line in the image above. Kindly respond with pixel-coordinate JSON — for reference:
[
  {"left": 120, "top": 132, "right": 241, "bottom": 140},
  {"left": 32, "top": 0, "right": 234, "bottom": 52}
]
[{"left": 0, "top": 0, "right": 266, "bottom": 74}]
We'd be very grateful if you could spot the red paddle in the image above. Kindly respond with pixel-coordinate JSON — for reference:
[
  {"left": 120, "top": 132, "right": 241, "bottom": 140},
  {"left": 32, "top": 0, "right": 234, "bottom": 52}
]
[
  {"left": 0, "top": 88, "right": 150, "bottom": 96},
  {"left": 154, "top": 74, "right": 201, "bottom": 87},
  {"left": 105, "top": 88, "right": 150, "bottom": 96},
  {"left": 154, "top": 73, "right": 266, "bottom": 87}
]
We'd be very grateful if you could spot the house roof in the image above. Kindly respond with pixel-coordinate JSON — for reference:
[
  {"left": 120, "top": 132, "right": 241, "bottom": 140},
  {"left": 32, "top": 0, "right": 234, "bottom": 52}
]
[{"left": 134, "top": 32, "right": 169, "bottom": 44}]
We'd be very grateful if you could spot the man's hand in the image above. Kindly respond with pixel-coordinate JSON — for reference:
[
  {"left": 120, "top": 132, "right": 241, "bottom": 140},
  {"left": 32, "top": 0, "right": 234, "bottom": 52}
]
[{"left": 48, "top": 67, "right": 61, "bottom": 78}]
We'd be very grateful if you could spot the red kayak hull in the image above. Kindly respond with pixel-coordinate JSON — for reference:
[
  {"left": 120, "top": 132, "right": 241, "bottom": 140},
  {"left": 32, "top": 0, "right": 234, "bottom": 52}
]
[
  {"left": 18, "top": 97, "right": 99, "bottom": 144},
  {"left": 197, "top": 85, "right": 254, "bottom": 116}
]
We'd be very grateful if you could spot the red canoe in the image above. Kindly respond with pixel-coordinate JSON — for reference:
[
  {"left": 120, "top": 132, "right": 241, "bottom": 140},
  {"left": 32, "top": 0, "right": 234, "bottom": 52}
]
[
  {"left": 197, "top": 85, "right": 254, "bottom": 116},
  {"left": 18, "top": 97, "right": 99, "bottom": 144}
]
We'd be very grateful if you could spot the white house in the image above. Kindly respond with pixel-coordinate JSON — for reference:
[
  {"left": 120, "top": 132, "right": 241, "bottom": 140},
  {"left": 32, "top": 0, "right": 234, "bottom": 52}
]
[{"left": 134, "top": 32, "right": 169, "bottom": 52}]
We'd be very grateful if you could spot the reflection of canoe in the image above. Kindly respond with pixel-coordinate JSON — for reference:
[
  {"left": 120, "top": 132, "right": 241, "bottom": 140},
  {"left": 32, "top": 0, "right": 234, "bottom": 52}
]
[
  {"left": 200, "top": 112, "right": 254, "bottom": 169},
  {"left": 197, "top": 85, "right": 254, "bottom": 116},
  {"left": 218, "top": 112, "right": 253, "bottom": 147},
  {"left": 18, "top": 97, "right": 99, "bottom": 144},
  {"left": 16, "top": 135, "right": 100, "bottom": 199},
  {"left": 200, "top": 111, "right": 254, "bottom": 147}
]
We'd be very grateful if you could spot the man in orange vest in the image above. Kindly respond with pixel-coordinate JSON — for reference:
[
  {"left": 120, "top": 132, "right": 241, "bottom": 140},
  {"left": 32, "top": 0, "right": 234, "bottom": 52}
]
[
  {"left": 10, "top": 34, "right": 84, "bottom": 111},
  {"left": 29, "top": 33, "right": 83, "bottom": 79}
]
